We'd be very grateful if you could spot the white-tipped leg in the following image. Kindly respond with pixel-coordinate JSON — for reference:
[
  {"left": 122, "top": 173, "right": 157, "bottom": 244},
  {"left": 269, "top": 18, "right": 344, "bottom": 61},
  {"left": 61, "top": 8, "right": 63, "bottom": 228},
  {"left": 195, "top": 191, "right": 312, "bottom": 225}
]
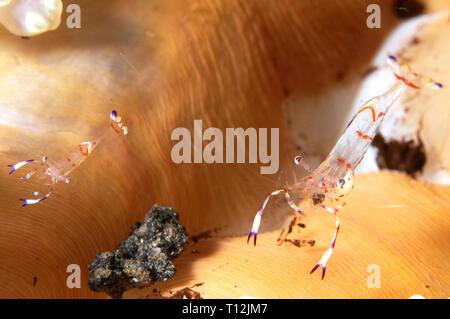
[
  {"left": 21, "top": 169, "right": 37, "bottom": 181},
  {"left": 247, "top": 192, "right": 271, "bottom": 245},
  {"left": 19, "top": 191, "right": 51, "bottom": 207},
  {"left": 248, "top": 189, "right": 303, "bottom": 245},
  {"left": 247, "top": 212, "right": 262, "bottom": 245},
  {"left": 310, "top": 203, "right": 345, "bottom": 279},
  {"left": 8, "top": 160, "right": 34, "bottom": 175},
  {"left": 310, "top": 216, "right": 340, "bottom": 280}
]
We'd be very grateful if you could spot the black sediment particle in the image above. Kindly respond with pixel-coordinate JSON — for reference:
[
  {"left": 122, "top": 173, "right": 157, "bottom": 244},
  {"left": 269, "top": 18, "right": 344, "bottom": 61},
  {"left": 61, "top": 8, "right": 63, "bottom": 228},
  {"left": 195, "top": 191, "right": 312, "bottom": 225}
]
[
  {"left": 361, "top": 66, "right": 378, "bottom": 78},
  {"left": 312, "top": 193, "right": 325, "bottom": 205},
  {"left": 372, "top": 134, "right": 426, "bottom": 177},
  {"left": 394, "top": 0, "right": 425, "bottom": 19},
  {"left": 307, "top": 240, "right": 316, "bottom": 247},
  {"left": 88, "top": 205, "right": 188, "bottom": 299},
  {"left": 410, "top": 37, "right": 420, "bottom": 46},
  {"left": 191, "top": 231, "right": 212, "bottom": 243}
]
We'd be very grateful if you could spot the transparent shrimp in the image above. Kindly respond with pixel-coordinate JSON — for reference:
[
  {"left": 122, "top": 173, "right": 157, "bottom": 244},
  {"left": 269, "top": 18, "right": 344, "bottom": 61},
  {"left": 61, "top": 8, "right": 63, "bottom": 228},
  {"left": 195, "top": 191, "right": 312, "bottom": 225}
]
[
  {"left": 8, "top": 110, "right": 128, "bottom": 206},
  {"left": 248, "top": 55, "right": 443, "bottom": 279}
]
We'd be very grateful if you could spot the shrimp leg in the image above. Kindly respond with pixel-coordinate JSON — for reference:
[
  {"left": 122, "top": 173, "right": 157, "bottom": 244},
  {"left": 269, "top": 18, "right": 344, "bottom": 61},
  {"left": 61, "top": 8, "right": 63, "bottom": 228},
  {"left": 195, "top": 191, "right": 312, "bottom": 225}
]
[
  {"left": 19, "top": 191, "right": 52, "bottom": 207},
  {"left": 247, "top": 188, "right": 303, "bottom": 245},
  {"left": 8, "top": 160, "right": 34, "bottom": 174},
  {"left": 310, "top": 203, "right": 345, "bottom": 279},
  {"left": 21, "top": 169, "right": 38, "bottom": 181}
]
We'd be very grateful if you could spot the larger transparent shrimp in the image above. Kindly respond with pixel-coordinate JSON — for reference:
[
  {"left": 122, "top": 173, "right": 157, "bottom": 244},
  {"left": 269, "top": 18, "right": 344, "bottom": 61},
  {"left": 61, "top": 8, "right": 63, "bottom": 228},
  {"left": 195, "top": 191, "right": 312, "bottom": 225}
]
[
  {"left": 248, "top": 55, "right": 443, "bottom": 279},
  {"left": 8, "top": 110, "right": 128, "bottom": 206}
]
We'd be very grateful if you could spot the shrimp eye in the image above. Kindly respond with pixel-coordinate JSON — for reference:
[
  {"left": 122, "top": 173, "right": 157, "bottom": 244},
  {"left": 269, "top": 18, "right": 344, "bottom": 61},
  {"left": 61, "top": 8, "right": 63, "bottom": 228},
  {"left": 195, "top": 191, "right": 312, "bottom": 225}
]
[
  {"left": 338, "top": 178, "right": 345, "bottom": 186},
  {"left": 294, "top": 155, "right": 302, "bottom": 165}
]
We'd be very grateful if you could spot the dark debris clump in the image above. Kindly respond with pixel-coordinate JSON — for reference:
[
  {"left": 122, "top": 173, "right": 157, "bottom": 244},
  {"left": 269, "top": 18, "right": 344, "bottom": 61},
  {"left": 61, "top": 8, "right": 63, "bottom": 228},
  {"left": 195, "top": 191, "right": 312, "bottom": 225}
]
[
  {"left": 372, "top": 134, "right": 426, "bottom": 178},
  {"left": 394, "top": 0, "right": 425, "bottom": 19},
  {"left": 88, "top": 205, "right": 188, "bottom": 299}
]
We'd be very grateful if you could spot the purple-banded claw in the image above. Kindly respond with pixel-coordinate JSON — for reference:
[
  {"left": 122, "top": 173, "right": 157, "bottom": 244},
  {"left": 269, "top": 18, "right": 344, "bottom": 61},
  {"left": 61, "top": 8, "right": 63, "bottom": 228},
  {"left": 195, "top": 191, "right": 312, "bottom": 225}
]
[
  {"left": 247, "top": 232, "right": 258, "bottom": 246},
  {"left": 310, "top": 263, "right": 326, "bottom": 280}
]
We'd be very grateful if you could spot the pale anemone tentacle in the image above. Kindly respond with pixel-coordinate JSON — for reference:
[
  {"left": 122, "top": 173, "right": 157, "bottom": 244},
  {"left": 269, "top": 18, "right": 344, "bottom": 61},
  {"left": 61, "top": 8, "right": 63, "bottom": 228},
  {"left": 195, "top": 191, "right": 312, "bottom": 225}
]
[{"left": 0, "top": 0, "right": 63, "bottom": 36}]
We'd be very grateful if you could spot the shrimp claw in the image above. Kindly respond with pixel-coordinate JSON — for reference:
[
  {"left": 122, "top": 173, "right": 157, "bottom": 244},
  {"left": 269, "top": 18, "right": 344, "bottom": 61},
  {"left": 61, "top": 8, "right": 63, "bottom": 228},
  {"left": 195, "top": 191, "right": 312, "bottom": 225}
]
[{"left": 310, "top": 263, "right": 326, "bottom": 280}]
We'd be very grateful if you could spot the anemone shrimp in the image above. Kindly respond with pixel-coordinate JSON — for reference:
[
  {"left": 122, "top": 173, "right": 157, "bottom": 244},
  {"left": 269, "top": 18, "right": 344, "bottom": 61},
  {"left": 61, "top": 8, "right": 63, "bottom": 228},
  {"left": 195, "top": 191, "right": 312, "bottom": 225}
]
[
  {"left": 8, "top": 110, "right": 128, "bottom": 206},
  {"left": 247, "top": 55, "right": 443, "bottom": 279}
]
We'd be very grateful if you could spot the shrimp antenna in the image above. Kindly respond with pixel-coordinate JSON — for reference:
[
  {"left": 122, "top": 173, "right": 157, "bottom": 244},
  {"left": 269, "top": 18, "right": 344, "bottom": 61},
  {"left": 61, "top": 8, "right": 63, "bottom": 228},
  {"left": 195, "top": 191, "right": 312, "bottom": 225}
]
[
  {"left": 110, "top": 110, "right": 128, "bottom": 135},
  {"left": 387, "top": 55, "right": 443, "bottom": 89}
]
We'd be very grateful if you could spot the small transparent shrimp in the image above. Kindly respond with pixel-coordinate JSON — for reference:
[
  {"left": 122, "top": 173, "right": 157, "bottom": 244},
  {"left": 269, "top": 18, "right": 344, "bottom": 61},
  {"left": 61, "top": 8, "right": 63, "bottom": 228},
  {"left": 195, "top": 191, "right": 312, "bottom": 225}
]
[
  {"left": 8, "top": 110, "right": 128, "bottom": 206},
  {"left": 248, "top": 55, "right": 443, "bottom": 279}
]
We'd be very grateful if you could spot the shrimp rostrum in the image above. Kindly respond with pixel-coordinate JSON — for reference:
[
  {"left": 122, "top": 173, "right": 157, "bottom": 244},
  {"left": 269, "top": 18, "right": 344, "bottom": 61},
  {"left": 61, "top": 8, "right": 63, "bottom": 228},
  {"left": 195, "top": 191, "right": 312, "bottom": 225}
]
[
  {"left": 8, "top": 110, "right": 128, "bottom": 206},
  {"left": 248, "top": 55, "right": 443, "bottom": 279}
]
